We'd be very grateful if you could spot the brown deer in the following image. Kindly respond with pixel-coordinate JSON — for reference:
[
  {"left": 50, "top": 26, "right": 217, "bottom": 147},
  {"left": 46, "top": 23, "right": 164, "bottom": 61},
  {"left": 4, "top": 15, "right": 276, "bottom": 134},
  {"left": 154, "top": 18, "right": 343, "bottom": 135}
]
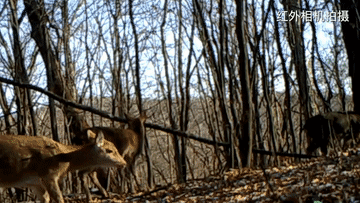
[
  {"left": 74, "top": 112, "right": 148, "bottom": 198},
  {"left": 0, "top": 130, "right": 126, "bottom": 203},
  {"left": 304, "top": 111, "right": 360, "bottom": 155}
]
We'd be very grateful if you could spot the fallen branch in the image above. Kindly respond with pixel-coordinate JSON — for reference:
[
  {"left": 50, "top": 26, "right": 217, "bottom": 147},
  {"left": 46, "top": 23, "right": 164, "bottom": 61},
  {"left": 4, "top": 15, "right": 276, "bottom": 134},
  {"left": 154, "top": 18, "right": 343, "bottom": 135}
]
[
  {"left": 0, "top": 77, "right": 229, "bottom": 146},
  {"left": 253, "top": 149, "right": 318, "bottom": 159}
]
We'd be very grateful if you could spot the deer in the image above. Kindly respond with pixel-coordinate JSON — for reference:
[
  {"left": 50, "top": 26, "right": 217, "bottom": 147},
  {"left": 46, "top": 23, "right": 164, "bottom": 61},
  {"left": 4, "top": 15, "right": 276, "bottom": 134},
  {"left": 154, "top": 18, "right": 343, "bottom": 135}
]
[
  {"left": 0, "top": 130, "right": 126, "bottom": 203},
  {"left": 73, "top": 112, "right": 148, "bottom": 199},
  {"left": 304, "top": 111, "right": 360, "bottom": 155}
]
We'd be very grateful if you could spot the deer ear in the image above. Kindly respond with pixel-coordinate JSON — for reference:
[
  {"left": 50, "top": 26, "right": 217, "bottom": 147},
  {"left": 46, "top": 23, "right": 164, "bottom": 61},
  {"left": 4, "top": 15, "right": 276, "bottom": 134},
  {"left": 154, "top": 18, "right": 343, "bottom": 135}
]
[
  {"left": 95, "top": 131, "right": 104, "bottom": 147},
  {"left": 140, "top": 112, "right": 148, "bottom": 122},
  {"left": 87, "top": 130, "right": 96, "bottom": 139}
]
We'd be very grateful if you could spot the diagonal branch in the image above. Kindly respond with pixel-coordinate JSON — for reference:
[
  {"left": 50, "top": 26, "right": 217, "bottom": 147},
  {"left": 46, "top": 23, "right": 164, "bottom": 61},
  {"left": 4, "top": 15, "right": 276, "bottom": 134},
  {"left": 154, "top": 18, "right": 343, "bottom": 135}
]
[{"left": 0, "top": 77, "right": 230, "bottom": 147}]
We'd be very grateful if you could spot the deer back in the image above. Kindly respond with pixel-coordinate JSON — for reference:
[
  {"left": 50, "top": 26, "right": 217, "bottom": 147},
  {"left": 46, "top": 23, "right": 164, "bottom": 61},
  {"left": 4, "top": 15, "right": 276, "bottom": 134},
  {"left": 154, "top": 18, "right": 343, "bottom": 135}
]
[
  {"left": 0, "top": 132, "right": 126, "bottom": 188},
  {"left": 0, "top": 135, "right": 64, "bottom": 186}
]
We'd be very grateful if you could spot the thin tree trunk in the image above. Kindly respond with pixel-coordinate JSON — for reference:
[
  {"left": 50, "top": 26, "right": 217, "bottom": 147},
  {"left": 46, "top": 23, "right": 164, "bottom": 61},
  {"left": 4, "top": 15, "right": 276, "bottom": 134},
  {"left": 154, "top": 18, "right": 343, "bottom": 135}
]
[
  {"left": 129, "top": 0, "right": 154, "bottom": 188},
  {"left": 177, "top": 0, "right": 188, "bottom": 182},
  {"left": 235, "top": 0, "right": 253, "bottom": 167},
  {"left": 283, "top": 0, "right": 310, "bottom": 120},
  {"left": 9, "top": 0, "right": 37, "bottom": 137},
  {"left": 271, "top": 2, "right": 296, "bottom": 155},
  {"left": 340, "top": 0, "right": 360, "bottom": 112},
  {"left": 193, "top": 0, "right": 232, "bottom": 171},
  {"left": 24, "top": 0, "right": 90, "bottom": 143}
]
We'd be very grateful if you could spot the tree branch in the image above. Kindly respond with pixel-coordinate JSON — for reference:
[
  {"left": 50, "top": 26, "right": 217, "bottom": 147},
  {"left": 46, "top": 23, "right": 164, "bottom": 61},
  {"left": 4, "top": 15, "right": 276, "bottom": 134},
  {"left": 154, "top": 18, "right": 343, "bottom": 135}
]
[{"left": 0, "top": 77, "right": 230, "bottom": 147}]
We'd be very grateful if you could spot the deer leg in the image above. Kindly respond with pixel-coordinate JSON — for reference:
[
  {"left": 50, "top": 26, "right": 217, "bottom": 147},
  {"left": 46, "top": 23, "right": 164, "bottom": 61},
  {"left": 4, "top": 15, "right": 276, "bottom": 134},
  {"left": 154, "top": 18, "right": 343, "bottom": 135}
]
[
  {"left": 119, "top": 168, "right": 126, "bottom": 193},
  {"left": 306, "top": 142, "right": 319, "bottom": 155},
  {"left": 89, "top": 170, "right": 109, "bottom": 198},
  {"left": 129, "top": 164, "right": 140, "bottom": 192},
  {"left": 95, "top": 168, "right": 109, "bottom": 191},
  {"left": 31, "top": 186, "right": 50, "bottom": 203},
  {"left": 320, "top": 144, "right": 328, "bottom": 156},
  {"left": 41, "top": 177, "right": 64, "bottom": 203},
  {"left": 123, "top": 161, "right": 140, "bottom": 194},
  {"left": 126, "top": 167, "right": 134, "bottom": 193},
  {"left": 79, "top": 171, "right": 93, "bottom": 202},
  {"left": 119, "top": 166, "right": 131, "bottom": 193}
]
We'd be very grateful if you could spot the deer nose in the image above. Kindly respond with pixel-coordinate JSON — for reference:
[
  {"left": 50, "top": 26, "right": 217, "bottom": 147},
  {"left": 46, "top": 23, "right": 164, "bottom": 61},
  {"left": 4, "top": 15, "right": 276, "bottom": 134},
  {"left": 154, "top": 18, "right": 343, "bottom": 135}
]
[{"left": 118, "top": 157, "right": 127, "bottom": 167}]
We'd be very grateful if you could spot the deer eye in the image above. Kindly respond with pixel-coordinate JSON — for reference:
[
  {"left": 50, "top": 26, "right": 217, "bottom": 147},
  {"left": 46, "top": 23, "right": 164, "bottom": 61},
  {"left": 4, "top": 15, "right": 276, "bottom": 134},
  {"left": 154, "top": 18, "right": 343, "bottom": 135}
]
[{"left": 106, "top": 149, "right": 113, "bottom": 153}]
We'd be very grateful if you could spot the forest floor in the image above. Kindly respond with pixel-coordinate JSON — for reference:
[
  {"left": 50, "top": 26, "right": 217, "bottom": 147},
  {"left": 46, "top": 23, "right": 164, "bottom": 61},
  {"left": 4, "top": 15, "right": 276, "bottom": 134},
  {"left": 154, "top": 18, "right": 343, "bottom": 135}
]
[{"left": 61, "top": 148, "right": 360, "bottom": 203}]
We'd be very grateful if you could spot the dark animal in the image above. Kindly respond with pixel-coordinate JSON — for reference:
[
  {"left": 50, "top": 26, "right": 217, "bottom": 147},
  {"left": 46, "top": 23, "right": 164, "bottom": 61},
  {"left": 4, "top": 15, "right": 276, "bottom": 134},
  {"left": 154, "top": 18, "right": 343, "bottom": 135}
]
[{"left": 304, "top": 112, "right": 360, "bottom": 155}]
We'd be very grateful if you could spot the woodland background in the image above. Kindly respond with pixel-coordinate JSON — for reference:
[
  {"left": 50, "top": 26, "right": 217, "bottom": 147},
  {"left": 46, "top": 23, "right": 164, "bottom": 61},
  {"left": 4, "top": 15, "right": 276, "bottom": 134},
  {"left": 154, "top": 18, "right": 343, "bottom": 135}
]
[{"left": 0, "top": 0, "right": 359, "bottom": 199}]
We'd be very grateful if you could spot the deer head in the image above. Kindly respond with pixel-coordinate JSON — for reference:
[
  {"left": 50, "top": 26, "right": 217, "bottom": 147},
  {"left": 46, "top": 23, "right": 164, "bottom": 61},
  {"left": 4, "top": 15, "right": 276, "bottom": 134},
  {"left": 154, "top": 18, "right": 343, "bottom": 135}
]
[{"left": 0, "top": 132, "right": 126, "bottom": 203}]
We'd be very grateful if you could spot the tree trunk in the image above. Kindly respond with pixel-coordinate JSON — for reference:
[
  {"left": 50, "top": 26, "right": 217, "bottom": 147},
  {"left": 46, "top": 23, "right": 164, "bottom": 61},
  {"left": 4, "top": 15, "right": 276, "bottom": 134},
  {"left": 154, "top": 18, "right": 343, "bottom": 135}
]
[
  {"left": 340, "top": 0, "right": 360, "bottom": 112},
  {"left": 129, "top": 0, "right": 154, "bottom": 188},
  {"left": 235, "top": 0, "right": 253, "bottom": 167}
]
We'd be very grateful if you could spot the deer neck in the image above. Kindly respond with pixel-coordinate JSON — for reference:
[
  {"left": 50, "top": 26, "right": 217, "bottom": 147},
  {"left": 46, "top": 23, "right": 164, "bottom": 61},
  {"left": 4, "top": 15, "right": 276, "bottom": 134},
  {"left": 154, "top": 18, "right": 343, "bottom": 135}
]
[
  {"left": 55, "top": 144, "right": 95, "bottom": 171},
  {"left": 138, "top": 129, "right": 145, "bottom": 155},
  {"left": 130, "top": 122, "right": 145, "bottom": 155}
]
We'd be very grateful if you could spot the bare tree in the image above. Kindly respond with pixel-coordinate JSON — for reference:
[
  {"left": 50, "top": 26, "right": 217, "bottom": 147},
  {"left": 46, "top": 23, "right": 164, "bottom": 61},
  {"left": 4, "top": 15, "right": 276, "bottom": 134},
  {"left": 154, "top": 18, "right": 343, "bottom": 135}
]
[{"left": 341, "top": 0, "right": 360, "bottom": 112}]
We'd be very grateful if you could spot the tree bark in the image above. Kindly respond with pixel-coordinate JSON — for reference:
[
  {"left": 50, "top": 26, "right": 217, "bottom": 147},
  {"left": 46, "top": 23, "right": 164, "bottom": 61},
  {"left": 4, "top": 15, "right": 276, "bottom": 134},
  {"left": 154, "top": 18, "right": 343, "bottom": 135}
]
[
  {"left": 24, "top": 0, "right": 91, "bottom": 142},
  {"left": 10, "top": 0, "right": 37, "bottom": 136},
  {"left": 235, "top": 0, "right": 253, "bottom": 167},
  {"left": 340, "top": 0, "right": 360, "bottom": 112}
]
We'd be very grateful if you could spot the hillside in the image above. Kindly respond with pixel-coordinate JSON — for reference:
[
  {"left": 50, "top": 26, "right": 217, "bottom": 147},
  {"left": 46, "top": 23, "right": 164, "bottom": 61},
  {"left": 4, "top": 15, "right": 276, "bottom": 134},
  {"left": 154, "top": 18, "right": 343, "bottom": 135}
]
[{"left": 63, "top": 149, "right": 360, "bottom": 202}]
